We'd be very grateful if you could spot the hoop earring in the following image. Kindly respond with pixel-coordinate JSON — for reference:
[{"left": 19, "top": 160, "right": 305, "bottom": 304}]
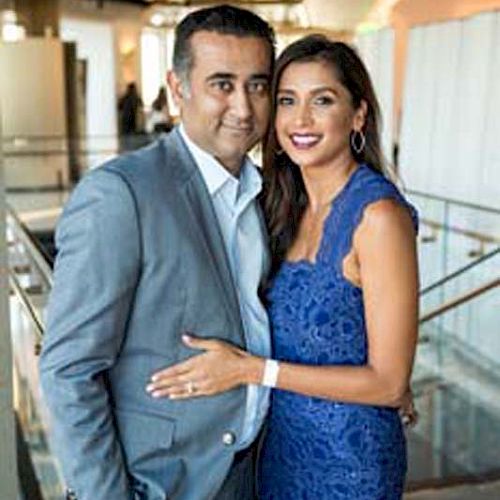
[{"left": 350, "top": 129, "right": 366, "bottom": 155}]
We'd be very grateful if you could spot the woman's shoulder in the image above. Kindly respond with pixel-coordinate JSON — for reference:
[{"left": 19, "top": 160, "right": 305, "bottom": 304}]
[{"left": 360, "top": 197, "right": 416, "bottom": 237}]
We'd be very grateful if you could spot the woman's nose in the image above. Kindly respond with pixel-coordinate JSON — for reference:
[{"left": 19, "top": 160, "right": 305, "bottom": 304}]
[{"left": 294, "top": 103, "right": 313, "bottom": 127}]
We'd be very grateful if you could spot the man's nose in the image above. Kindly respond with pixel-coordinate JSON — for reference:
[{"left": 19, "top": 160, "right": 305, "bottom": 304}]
[{"left": 231, "top": 88, "right": 253, "bottom": 122}]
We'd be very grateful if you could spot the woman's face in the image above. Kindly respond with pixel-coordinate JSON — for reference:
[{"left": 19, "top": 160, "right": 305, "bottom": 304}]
[{"left": 275, "top": 60, "right": 366, "bottom": 170}]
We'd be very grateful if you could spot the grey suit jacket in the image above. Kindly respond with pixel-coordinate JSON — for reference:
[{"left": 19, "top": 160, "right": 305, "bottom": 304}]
[{"left": 40, "top": 128, "right": 265, "bottom": 500}]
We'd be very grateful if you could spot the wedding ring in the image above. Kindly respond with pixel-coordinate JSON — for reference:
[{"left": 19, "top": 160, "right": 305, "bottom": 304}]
[
  {"left": 186, "top": 381, "right": 196, "bottom": 395},
  {"left": 402, "top": 408, "right": 418, "bottom": 427}
]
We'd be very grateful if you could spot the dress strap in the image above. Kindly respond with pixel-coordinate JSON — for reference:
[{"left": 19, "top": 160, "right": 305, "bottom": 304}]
[{"left": 322, "top": 165, "right": 418, "bottom": 273}]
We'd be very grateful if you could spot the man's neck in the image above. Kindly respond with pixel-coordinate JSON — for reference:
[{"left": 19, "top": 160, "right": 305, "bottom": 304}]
[{"left": 179, "top": 123, "right": 245, "bottom": 178}]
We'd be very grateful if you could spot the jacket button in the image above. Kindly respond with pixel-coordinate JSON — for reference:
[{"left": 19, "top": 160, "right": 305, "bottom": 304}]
[
  {"left": 222, "top": 431, "right": 236, "bottom": 446},
  {"left": 66, "top": 489, "right": 77, "bottom": 500}
]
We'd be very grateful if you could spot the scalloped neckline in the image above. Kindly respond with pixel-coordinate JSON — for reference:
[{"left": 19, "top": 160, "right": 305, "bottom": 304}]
[{"left": 283, "top": 164, "right": 365, "bottom": 268}]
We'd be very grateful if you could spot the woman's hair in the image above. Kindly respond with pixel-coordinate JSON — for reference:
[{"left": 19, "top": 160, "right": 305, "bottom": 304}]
[
  {"left": 262, "top": 34, "right": 386, "bottom": 275},
  {"left": 152, "top": 87, "right": 167, "bottom": 111}
]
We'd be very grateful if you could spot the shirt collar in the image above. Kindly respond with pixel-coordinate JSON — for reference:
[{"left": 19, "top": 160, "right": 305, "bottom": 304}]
[{"left": 179, "top": 123, "right": 262, "bottom": 204}]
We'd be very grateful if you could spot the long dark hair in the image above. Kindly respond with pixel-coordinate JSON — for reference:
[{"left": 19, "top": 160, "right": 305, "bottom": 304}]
[{"left": 262, "top": 35, "right": 386, "bottom": 275}]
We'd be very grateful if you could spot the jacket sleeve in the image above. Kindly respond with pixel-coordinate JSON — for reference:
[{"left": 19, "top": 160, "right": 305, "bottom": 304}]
[{"left": 39, "top": 168, "right": 141, "bottom": 500}]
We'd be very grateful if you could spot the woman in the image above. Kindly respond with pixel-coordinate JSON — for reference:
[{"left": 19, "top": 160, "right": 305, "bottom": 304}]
[
  {"left": 146, "top": 86, "right": 173, "bottom": 134},
  {"left": 147, "top": 35, "right": 419, "bottom": 499}
]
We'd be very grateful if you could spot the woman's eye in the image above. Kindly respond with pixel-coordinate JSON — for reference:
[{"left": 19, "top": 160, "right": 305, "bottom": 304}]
[
  {"left": 277, "top": 96, "right": 294, "bottom": 106},
  {"left": 315, "top": 95, "right": 334, "bottom": 105}
]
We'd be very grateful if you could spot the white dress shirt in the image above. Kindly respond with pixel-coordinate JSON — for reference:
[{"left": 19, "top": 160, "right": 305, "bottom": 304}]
[{"left": 179, "top": 125, "right": 271, "bottom": 448}]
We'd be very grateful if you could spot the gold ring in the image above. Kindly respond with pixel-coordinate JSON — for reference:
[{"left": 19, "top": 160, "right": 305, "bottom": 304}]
[{"left": 186, "top": 381, "right": 195, "bottom": 395}]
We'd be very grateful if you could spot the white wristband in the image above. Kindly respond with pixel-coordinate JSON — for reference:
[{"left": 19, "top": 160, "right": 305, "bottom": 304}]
[{"left": 262, "top": 359, "right": 280, "bottom": 388}]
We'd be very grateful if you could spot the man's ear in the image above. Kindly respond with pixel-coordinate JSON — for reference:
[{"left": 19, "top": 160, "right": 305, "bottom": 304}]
[
  {"left": 353, "top": 99, "right": 368, "bottom": 131},
  {"left": 167, "top": 70, "right": 186, "bottom": 109}
]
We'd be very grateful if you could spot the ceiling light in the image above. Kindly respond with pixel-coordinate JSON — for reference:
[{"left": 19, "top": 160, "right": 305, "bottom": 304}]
[{"left": 150, "top": 12, "right": 165, "bottom": 27}]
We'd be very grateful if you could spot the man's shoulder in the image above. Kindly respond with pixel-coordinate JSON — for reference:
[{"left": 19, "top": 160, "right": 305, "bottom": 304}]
[
  {"left": 72, "top": 130, "right": 194, "bottom": 209},
  {"left": 103, "top": 139, "right": 165, "bottom": 179},
  {"left": 112, "top": 129, "right": 188, "bottom": 176}
]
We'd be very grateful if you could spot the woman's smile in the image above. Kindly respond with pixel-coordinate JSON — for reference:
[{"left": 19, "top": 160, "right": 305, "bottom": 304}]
[{"left": 289, "top": 133, "right": 323, "bottom": 149}]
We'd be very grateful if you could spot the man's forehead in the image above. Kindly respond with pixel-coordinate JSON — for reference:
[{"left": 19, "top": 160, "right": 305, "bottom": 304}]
[
  {"left": 190, "top": 29, "right": 268, "bottom": 46},
  {"left": 189, "top": 31, "right": 272, "bottom": 69}
]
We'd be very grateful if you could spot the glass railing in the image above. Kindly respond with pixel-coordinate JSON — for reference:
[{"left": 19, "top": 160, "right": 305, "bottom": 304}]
[
  {"left": 406, "top": 189, "right": 500, "bottom": 291},
  {"left": 407, "top": 248, "right": 500, "bottom": 489},
  {"left": 1, "top": 133, "right": 159, "bottom": 191},
  {"left": 7, "top": 204, "right": 65, "bottom": 500},
  {"left": 419, "top": 245, "right": 500, "bottom": 334}
]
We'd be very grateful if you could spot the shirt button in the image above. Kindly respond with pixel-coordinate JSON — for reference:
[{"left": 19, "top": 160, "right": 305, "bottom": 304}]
[{"left": 222, "top": 431, "right": 236, "bottom": 446}]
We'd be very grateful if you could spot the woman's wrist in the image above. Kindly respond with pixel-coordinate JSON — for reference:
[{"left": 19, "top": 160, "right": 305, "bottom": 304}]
[{"left": 241, "top": 355, "right": 266, "bottom": 385}]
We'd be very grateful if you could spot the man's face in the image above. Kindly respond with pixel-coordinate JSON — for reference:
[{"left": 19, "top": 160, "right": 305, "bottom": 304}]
[{"left": 169, "top": 31, "right": 272, "bottom": 174}]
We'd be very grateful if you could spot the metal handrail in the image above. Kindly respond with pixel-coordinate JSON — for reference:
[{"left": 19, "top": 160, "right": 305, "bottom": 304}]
[
  {"left": 5, "top": 194, "right": 499, "bottom": 347},
  {"left": 9, "top": 271, "right": 44, "bottom": 355},
  {"left": 406, "top": 189, "right": 500, "bottom": 215},
  {"left": 4, "top": 148, "right": 121, "bottom": 157},
  {"left": 2, "top": 133, "right": 132, "bottom": 140},
  {"left": 6, "top": 203, "right": 53, "bottom": 285},
  {"left": 420, "top": 246, "right": 500, "bottom": 296},
  {"left": 420, "top": 277, "right": 500, "bottom": 324},
  {"left": 419, "top": 217, "right": 500, "bottom": 245}
]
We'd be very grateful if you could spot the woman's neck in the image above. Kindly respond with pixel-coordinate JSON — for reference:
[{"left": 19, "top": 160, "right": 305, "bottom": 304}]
[{"left": 301, "top": 155, "right": 358, "bottom": 213}]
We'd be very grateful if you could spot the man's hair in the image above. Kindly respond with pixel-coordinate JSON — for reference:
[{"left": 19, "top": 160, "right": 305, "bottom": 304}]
[{"left": 173, "top": 4, "right": 275, "bottom": 86}]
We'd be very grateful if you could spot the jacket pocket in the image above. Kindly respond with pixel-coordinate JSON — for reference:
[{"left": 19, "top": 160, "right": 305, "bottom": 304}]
[{"left": 114, "top": 408, "right": 176, "bottom": 470}]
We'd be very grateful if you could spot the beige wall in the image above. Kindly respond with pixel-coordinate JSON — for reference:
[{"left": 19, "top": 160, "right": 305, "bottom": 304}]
[
  {"left": 0, "top": 39, "right": 69, "bottom": 187},
  {"left": 61, "top": 0, "right": 144, "bottom": 96},
  {"left": 391, "top": 0, "right": 500, "bottom": 136},
  {"left": 0, "top": 39, "right": 67, "bottom": 138}
]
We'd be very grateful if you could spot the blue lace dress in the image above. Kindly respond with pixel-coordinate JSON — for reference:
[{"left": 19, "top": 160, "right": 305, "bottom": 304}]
[{"left": 258, "top": 165, "right": 418, "bottom": 500}]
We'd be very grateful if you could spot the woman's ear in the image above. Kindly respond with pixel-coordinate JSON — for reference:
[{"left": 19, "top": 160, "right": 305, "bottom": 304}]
[{"left": 353, "top": 99, "right": 368, "bottom": 131}]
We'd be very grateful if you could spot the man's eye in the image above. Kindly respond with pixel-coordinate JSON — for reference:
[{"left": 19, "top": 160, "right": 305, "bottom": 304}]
[
  {"left": 212, "top": 81, "right": 233, "bottom": 92},
  {"left": 248, "top": 81, "right": 269, "bottom": 94},
  {"left": 277, "top": 96, "right": 294, "bottom": 106}
]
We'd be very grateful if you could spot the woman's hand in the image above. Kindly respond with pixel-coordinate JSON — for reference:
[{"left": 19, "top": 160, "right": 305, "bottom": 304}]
[
  {"left": 146, "top": 335, "right": 264, "bottom": 399},
  {"left": 398, "top": 387, "right": 418, "bottom": 428}
]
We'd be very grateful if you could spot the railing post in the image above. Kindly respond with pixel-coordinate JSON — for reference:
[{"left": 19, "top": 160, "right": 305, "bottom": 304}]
[
  {"left": 436, "top": 199, "right": 450, "bottom": 372},
  {"left": 0, "top": 108, "right": 19, "bottom": 496}
]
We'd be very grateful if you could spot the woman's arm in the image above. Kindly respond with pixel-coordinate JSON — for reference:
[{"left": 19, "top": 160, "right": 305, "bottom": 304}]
[{"left": 147, "top": 199, "right": 419, "bottom": 407}]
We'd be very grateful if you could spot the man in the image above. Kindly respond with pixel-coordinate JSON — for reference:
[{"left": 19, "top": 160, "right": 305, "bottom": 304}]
[{"left": 40, "top": 5, "right": 275, "bottom": 500}]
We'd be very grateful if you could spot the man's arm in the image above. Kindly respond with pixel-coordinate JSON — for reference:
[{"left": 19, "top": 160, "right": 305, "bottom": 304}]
[{"left": 40, "top": 168, "right": 141, "bottom": 500}]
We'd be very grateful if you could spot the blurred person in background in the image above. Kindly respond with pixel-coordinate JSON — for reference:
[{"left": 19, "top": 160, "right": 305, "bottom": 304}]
[
  {"left": 118, "top": 82, "right": 144, "bottom": 150},
  {"left": 146, "top": 86, "right": 173, "bottom": 135}
]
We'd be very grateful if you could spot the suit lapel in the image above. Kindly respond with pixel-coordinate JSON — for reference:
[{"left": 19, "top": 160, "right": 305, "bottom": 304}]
[{"left": 164, "top": 130, "right": 244, "bottom": 334}]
